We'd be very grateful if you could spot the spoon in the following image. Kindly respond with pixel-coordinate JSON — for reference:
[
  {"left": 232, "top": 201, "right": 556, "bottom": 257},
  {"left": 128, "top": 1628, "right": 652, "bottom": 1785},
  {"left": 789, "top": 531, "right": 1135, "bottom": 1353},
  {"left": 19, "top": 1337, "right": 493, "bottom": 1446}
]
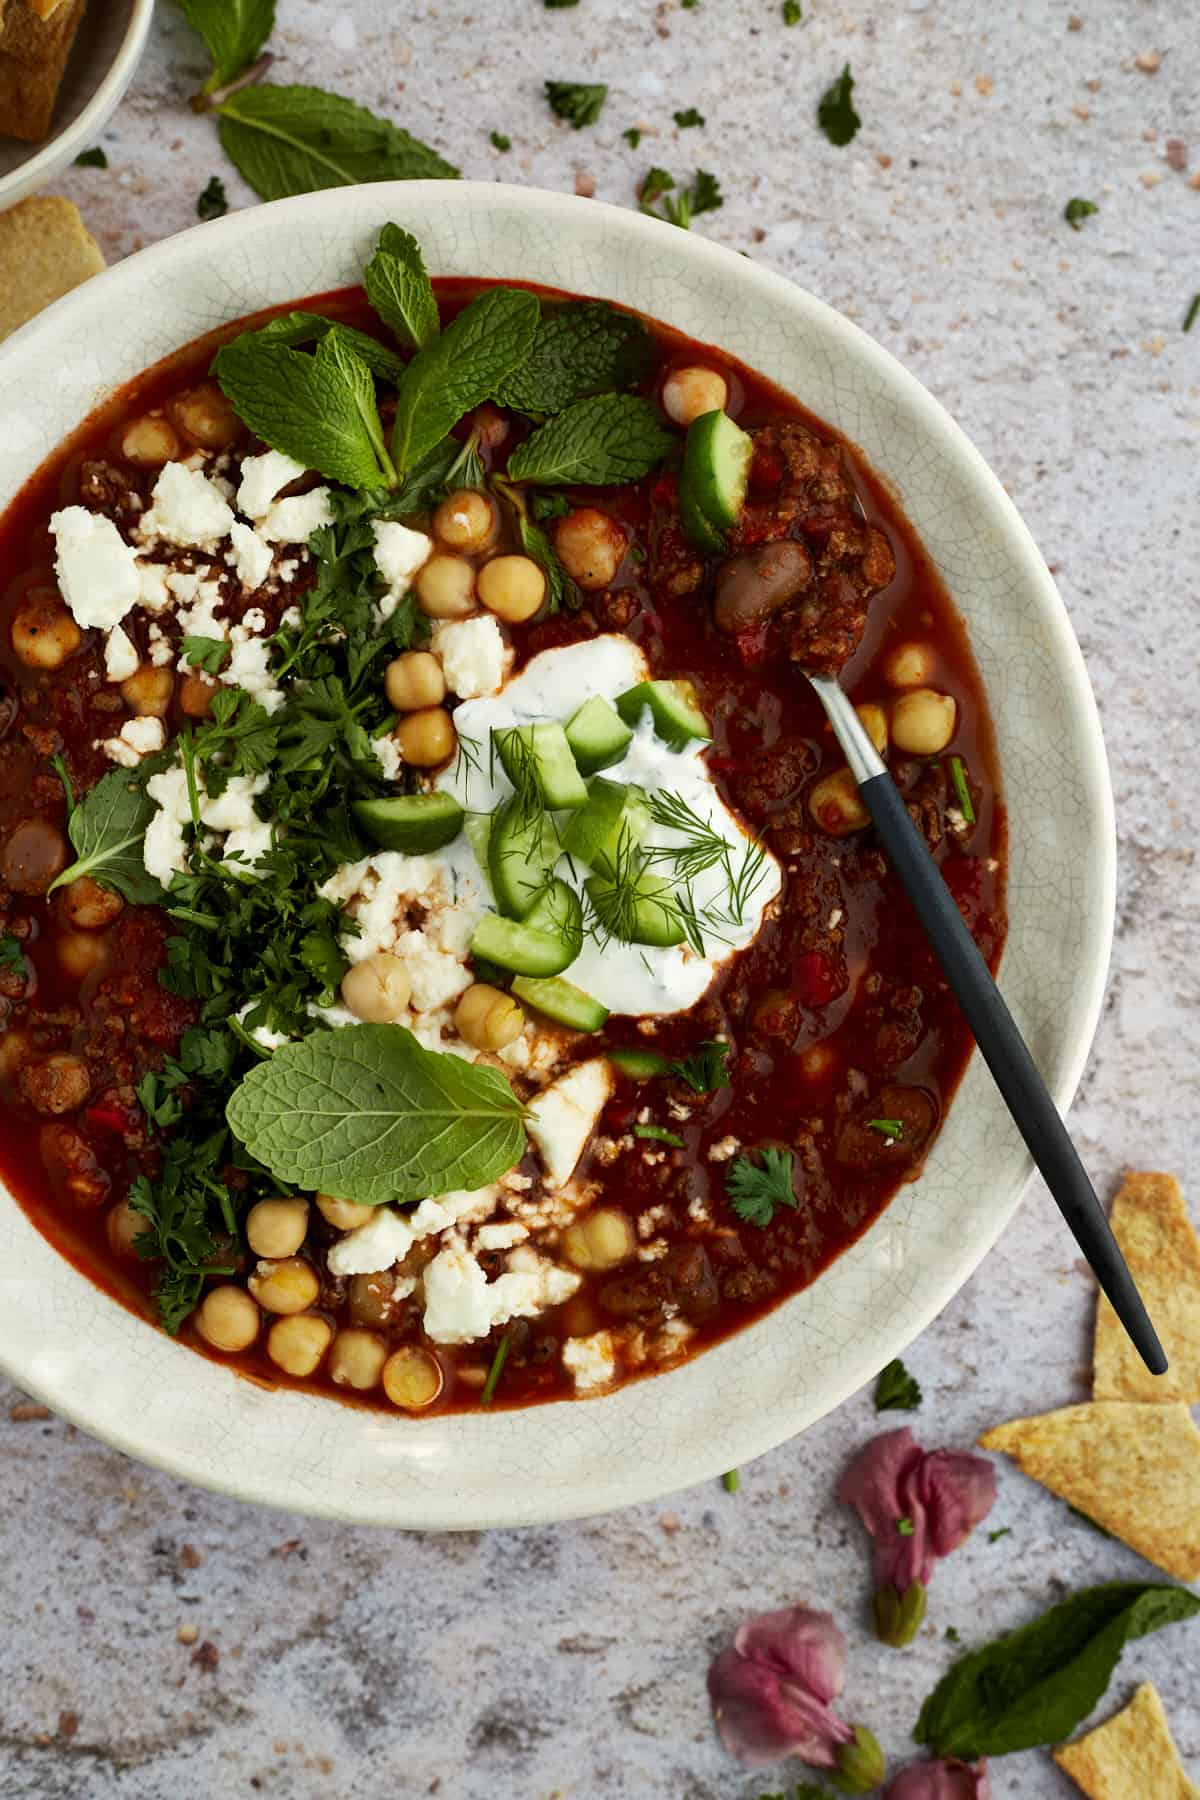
[{"left": 808, "top": 674, "right": 1167, "bottom": 1377}]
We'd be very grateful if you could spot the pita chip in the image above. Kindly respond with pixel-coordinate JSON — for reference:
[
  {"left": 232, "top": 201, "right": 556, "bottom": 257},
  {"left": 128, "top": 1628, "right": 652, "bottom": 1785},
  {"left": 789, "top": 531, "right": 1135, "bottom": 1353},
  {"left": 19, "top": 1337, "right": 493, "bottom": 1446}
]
[
  {"left": 1094, "top": 1172, "right": 1200, "bottom": 1403},
  {"left": 1055, "top": 1681, "right": 1200, "bottom": 1800},
  {"left": 0, "top": 197, "right": 104, "bottom": 341},
  {"left": 980, "top": 1402, "right": 1200, "bottom": 1583}
]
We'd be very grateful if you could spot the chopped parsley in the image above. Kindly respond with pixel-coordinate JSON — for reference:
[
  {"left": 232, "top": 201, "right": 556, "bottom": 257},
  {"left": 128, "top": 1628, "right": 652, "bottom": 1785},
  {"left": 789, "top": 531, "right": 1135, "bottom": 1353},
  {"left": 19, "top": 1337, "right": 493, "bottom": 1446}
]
[
  {"left": 989, "top": 1527, "right": 1013, "bottom": 1543},
  {"left": 667, "top": 1040, "right": 731, "bottom": 1095},
  {"left": 634, "top": 1122, "right": 684, "bottom": 1147},
  {"left": 673, "top": 107, "right": 705, "bottom": 129},
  {"left": 1064, "top": 196, "right": 1098, "bottom": 231},
  {"left": 545, "top": 81, "right": 608, "bottom": 130},
  {"left": 181, "top": 635, "right": 232, "bottom": 675},
  {"left": 782, "top": 0, "right": 802, "bottom": 21},
  {"left": 948, "top": 755, "right": 976, "bottom": 825},
  {"left": 73, "top": 145, "right": 108, "bottom": 167},
  {"left": 722, "top": 1468, "right": 739, "bottom": 1494},
  {"left": 945, "top": 1625, "right": 961, "bottom": 1644},
  {"left": 726, "top": 1146, "right": 798, "bottom": 1227},
  {"left": 1183, "top": 293, "right": 1199, "bottom": 333},
  {"left": 0, "top": 933, "right": 26, "bottom": 973},
  {"left": 875, "top": 1356, "right": 922, "bottom": 1412},
  {"left": 896, "top": 1516, "right": 915, "bottom": 1537},
  {"left": 867, "top": 1117, "right": 905, "bottom": 1140},
  {"left": 489, "top": 130, "right": 511, "bottom": 151},
  {"left": 681, "top": 0, "right": 699, "bottom": 9},
  {"left": 197, "top": 175, "right": 229, "bottom": 221},
  {"left": 639, "top": 166, "right": 724, "bottom": 230},
  {"left": 817, "top": 64, "right": 860, "bottom": 147},
  {"left": 622, "top": 127, "right": 642, "bottom": 149}
]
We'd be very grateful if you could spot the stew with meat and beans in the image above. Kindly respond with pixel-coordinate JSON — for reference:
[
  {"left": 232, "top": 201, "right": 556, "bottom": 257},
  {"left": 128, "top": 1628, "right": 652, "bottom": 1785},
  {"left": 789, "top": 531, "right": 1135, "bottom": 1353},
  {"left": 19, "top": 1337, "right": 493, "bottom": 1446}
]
[{"left": 0, "top": 225, "right": 1005, "bottom": 1413}]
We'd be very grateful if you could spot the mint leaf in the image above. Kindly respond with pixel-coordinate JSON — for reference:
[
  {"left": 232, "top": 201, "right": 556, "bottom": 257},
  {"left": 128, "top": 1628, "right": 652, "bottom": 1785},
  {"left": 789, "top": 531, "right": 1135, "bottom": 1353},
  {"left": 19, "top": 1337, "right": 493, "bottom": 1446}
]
[
  {"left": 390, "top": 286, "right": 539, "bottom": 474},
  {"left": 515, "top": 509, "right": 575, "bottom": 614},
  {"left": 817, "top": 64, "right": 860, "bottom": 147},
  {"left": 225, "top": 1023, "right": 528, "bottom": 1203},
  {"left": 495, "top": 301, "right": 654, "bottom": 415},
  {"left": 213, "top": 309, "right": 407, "bottom": 385},
  {"left": 180, "top": 0, "right": 274, "bottom": 88},
  {"left": 875, "top": 1356, "right": 922, "bottom": 1411},
  {"left": 364, "top": 223, "right": 440, "bottom": 351},
  {"left": 915, "top": 1582, "right": 1200, "bottom": 1758},
  {"left": 46, "top": 767, "right": 165, "bottom": 906},
  {"left": 506, "top": 394, "right": 672, "bottom": 486},
  {"left": 217, "top": 85, "right": 459, "bottom": 201},
  {"left": 545, "top": 81, "right": 607, "bottom": 128},
  {"left": 214, "top": 329, "right": 394, "bottom": 488}
]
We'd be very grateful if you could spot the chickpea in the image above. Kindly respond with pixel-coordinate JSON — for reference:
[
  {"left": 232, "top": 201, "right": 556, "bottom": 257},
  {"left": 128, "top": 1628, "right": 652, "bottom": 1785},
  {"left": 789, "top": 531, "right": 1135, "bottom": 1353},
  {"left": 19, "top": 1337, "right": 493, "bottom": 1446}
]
[
  {"left": 340, "top": 952, "right": 413, "bottom": 1023},
  {"left": 266, "top": 1313, "right": 333, "bottom": 1378},
  {"left": 120, "top": 414, "right": 180, "bottom": 467},
  {"left": 883, "top": 639, "right": 937, "bottom": 689},
  {"left": 179, "top": 671, "right": 216, "bottom": 718},
  {"left": 328, "top": 1327, "right": 387, "bottom": 1391},
  {"left": 169, "top": 381, "right": 241, "bottom": 451},
  {"left": 454, "top": 983, "right": 524, "bottom": 1052},
  {"left": 248, "top": 1257, "right": 320, "bottom": 1316},
  {"left": 891, "top": 688, "right": 957, "bottom": 756},
  {"left": 57, "top": 930, "right": 110, "bottom": 980},
  {"left": 563, "top": 1207, "right": 636, "bottom": 1272},
  {"left": 856, "top": 702, "right": 888, "bottom": 757},
  {"left": 415, "top": 554, "right": 477, "bottom": 620},
  {"left": 11, "top": 596, "right": 81, "bottom": 670},
  {"left": 477, "top": 554, "right": 546, "bottom": 622},
  {"left": 552, "top": 510, "right": 627, "bottom": 592},
  {"left": 661, "top": 365, "right": 729, "bottom": 427},
  {"left": 316, "top": 1193, "right": 374, "bottom": 1231},
  {"left": 106, "top": 1197, "right": 149, "bottom": 1257},
  {"left": 385, "top": 650, "right": 445, "bottom": 712},
  {"left": 0, "top": 1029, "right": 30, "bottom": 1081},
  {"left": 196, "top": 1285, "right": 260, "bottom": 1352},
  {"left": 382, "top": 1346, "right": 444, "bottom": 1411},
  {"left": 349, "top": 1270, "right": 399, "bottom": 1329},
  {"left": 432, "top": 488, "right": 497, "bottom": 554},
  {"left": 120, "top": 665, "right": 174, "bottom": 718},
  {"left": 394, "top": 706, "right": 456, "bottom": 768},
  {"left": 809, "top": 767, "right": 870, "bottom": 837},
  {"left": 62, "top": 876, "right": 123, "bottom": 931},
  {"left": 246, "top": 1197, "right": 309, "bottom": 1260},
  {"left": 0, "top": 819, "right": 67, "bottom": 895}
]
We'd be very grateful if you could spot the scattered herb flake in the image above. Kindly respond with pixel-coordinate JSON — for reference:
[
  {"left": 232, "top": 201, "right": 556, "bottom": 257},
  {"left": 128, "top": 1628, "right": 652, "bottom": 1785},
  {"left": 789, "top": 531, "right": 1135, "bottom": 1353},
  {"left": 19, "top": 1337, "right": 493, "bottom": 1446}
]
[
  {"left": 949, "top": 755, "right": 976, "bottom": 825},
  {"left": 896, "top": 1516, "right": 916, "bottom": 1536},
  {"left": 1183, "top": 293, "right": 1199, "bottom": 333},
  {"left": 945, "top": 1626, "right": 962, "bottom": 1644},
  {"left": 622, "top": 126, "right": 642, "bottom": 149},
  {"left": 674, "top": 107, "right": 705, "bottom": 128},
  {"left": 480, "top": 1331, "right": 511, "bottom": 1404},
  {"left": 989, "top": 1527, "right": 1013, "bottom": 1543},
  {"left": 1064, "top": 196, "right": 1098, "bottom": 230},
  {"left": 782, "top": 0, "right": 802, "bottom": 21},
  {"left": 73, "top": 146, "right": 108, "bottom": 167},
  {"left": 545, "top": 81, "right": 608, "bottom": 130},
  {"left": 545, "top": 0, "right": 580, "bottom": 6},
  {"left": 640, "top": 165, "right": 723, "bottom": 229},
  {"left": 867, "top": 1117, "right": 905, "bottom": 1140},
  {"left": 727, "top": 1147, "right": 798, "bottom": 1228},
  {"left": 875, "top": 1357, "right": 923, "bottom": 1412},
  {"left": 667, "top": 1040, "right": 731, "bottom": 1095},
  {"left": 722, "top": 1468, "right": 739, "bottom": 1494},
  {"left": 0, "top": 934, "right": 26, "bottom": 973},
  {"left": 489, "top": 130, "right": 512, "bottom": 151},
  {"left": 817, "top": 63, "right": 861, "bottom": 147},
  {"left": 634, "top": 1122, "right": 684, "bottom": 1147},
  {"left": 197, "top": 175, "right": 228, "bottom": 220}
]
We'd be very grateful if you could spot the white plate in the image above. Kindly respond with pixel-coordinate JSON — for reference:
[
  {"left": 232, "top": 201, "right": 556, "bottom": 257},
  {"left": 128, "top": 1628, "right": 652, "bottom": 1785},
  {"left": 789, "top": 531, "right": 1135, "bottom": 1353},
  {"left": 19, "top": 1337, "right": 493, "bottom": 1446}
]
[
  {"left": 0, "top": 0, "right": 153, "bottom": 208},
  {"left": 0, "top": 183, "right": 1115, "bottom": 1527}
]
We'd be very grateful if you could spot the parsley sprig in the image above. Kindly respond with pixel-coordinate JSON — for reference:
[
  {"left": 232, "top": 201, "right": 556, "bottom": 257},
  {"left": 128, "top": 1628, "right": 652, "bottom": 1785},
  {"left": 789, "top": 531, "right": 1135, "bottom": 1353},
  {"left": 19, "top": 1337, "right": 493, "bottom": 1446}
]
[{"left": 726, "top": 1147, "right": 798, "bottom": 1227}]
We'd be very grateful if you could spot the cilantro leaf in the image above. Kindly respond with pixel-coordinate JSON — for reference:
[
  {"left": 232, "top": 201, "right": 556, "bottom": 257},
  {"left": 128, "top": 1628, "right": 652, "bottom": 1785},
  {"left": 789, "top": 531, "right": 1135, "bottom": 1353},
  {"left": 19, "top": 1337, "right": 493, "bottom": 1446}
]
[
  {"left": 726, "top": 1147, "right": 798, "bottom": 1227},
  {"left": 180, "top": 0, "right": 274, "bottom": 89},
  {"left": 495, "top": 300, "right": 655, "bottom": 415},
  {"left": 197, "top": 175, "right": 228, "bottom": 221},
  {"left": 390, "top": 285, "right": 539, "bottom": 475},
  {"left": 0, "top": 933, "right": 26, "bottom": 972},
  {"left": 74, "top": 145, "right": 108, "bottom": 167},
  {"left": 1064, "top": 196, "right": 1098, "bottom": 231},
  {"left": 364, "top": 222, "right": 440, "bottom": 351},
  {"left": 216, "top": 84, "right": 458, "bottom": 201},
  {"left": 506, "top": 393, "right": 673, "bottom": 486},
  {"left": 667, "top": 1040, "right": 730, "bottom": 1095},
  {"left": 817, "top": 64, "right": 860, "bottom": 146},
  {"left": 46, "top": 766, "right": 165, "bottom": 906},
  {"left": 212, "top": 309, "right": 407, "bottom": 385},
  {"left": 875, "top": 1356, "right": 923, "bottom": 1411},
  {"left": 545, "top": 81, "right": 608, "bottom": 129},
  {"left": 182, "top": 635, "right": 231, "bottom": 675},
  {"left": 213, "top": 328, "right": 395, "bottom": 488}
]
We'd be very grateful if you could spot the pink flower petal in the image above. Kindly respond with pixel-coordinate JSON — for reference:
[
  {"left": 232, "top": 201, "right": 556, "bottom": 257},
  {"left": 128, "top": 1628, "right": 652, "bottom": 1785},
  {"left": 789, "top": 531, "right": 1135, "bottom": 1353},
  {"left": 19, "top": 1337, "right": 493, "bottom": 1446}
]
[
  {"left": 707, "top": 1644, "right": 847, "bottom": 1767},
  {"left": 885, "top": 1756, "right": 992, "bottom": 1799},
  {"left": 839, "top": 1430, "right": 997, "bottom": 1594},
  {"left": 733, "top": 1605, "right": 847, "bottom": 1704},
  {"left": 917, "top": 1451, "right": 997, "bottom": 1560}
]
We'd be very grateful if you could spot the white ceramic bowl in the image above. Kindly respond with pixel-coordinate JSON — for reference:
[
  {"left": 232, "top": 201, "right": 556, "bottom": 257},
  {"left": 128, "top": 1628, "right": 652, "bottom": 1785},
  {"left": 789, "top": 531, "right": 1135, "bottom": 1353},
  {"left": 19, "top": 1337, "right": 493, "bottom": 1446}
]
[
  {"left": 0, "top": 183, "right": 1115, "bottom": 1527},
  {"left": 0, "top": 0, "right": 153, "bottom": 208}
]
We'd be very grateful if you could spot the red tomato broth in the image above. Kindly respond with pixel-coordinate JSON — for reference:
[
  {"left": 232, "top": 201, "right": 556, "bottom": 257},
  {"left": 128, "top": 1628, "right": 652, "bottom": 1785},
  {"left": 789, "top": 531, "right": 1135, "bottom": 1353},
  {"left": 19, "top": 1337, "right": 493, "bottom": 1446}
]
[{"left": 0, "top": 279, "right": 1005, "bottom": 1413}]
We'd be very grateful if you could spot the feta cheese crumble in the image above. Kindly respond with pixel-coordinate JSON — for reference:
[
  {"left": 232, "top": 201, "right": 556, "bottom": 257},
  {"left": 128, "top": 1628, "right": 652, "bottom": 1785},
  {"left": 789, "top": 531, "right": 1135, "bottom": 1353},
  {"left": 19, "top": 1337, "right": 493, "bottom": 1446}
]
[
  {"left": 143, "top": 763, "right": 271, "bottom": 886},
  {"left": 372, "top": 520, "right": 433, "bottom": 619},
  {"left": 432, "top": 615, "right": 509, "bottom": 699},
  {"left": 258, "top": 487, "right": 333, "bottom": 544},
  {"left": 563, "top": 1331, "right": 618, "bottom": 1392},
  {"left": 103, "top": 625, "right": 139, "bottom": 683},
  {"left": 422, "top": 1237, "right": 580, "bottom": 1345},
  {"left": 50, "top": 507, "right": 140, "bottom": 629},
  {"left": 326, "top": 1188, "right": 499, "bottom": 1277},
  {"left": 229, "top": 520, "right": 274, "bottom": 591},
  {"left": 526, "top": 1059, "right": 614, "bottom": 1189},
  {"left": 236, "top": 449, "right": 307, "bottom": 520},
  {"left": 138, "top": 462, "right": 235, "bottom": 549},
  {"left": 101, "top": 714, "right": 165, "bottom": 768}
]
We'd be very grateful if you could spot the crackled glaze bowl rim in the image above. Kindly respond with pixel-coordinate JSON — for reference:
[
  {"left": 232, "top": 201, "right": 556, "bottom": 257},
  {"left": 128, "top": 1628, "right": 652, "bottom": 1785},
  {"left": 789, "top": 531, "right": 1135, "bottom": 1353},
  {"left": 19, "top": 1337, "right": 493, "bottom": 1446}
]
[
  {"left": 0, "top": 183, "right": 1115, "bottom": 1528},
  {"left": 0, "top": 0, "right": 154, "bottom": 209}
]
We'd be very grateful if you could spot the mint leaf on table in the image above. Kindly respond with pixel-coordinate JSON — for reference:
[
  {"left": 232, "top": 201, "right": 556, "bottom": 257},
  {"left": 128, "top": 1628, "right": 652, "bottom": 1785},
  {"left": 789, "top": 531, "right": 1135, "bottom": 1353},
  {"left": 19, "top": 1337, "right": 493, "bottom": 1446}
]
[
  {"left": 180, "top": 0, "right": 275, "bottom": 89},
  {"left": 390, "top": 286, "right": 539, "bottom": 474},
  {"left": 726, "top": 1147, "right": 798, "bottom": 1228},
  {"left": 545, "top": 81, "right": 608, "bottom": 129},
  {"left": 225, "top": 1023, "right": 529, "bottom": 1204},
  {"left": 817, "top": 64, "right": 860, "bottom": 147},
  {"left": 494, "top": 301, "right": 655, "bottom": 415},
  {"left": 214, "top": 329, "right": 395, "bottom": 488},
  {"left": 73, "top": 146, "right": 107, "bottom": 167},
  {"left": 1064, "top": 197, "right": 1099, "bottom": 231},
  {"left": 364, "top": 223, "right": 440, "bottom": 352},
  {"left": 875, "top": 1356, "right": 922, "bottom": 1411},
  {"left": 46, "top": 767, "right": 165, "bottom": 906},
  {"left": 914, "top": 1582, "right": 1200, "bottom": 1758},
  {"left": 197, "top": 175, "right": 228, "bottom": 220},
  {"left": 216, "top": 85, "right": 459, "bottom": 201},
  {"left": 213, "top": 310, "right": 407, "bottom": 385},
  {"left": 506, "top": 394, "right": 672, "bottom": 485}
]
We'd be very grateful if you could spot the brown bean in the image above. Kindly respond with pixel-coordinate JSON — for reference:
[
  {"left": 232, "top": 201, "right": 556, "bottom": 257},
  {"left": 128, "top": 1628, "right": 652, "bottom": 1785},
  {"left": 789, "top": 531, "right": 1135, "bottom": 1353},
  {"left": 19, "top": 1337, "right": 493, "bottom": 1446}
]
[
  {"left": 713, "top": 539, "right": 813, "bottom": 634},
  {"left": 0, "top": 820, "right": 67, "bottom": 895}
]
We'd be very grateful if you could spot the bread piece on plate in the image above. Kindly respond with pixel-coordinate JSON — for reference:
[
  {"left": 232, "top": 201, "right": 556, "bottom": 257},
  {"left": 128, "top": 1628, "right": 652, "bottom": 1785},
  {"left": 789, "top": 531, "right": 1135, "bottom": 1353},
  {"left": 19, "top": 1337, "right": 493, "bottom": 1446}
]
[
  {"left": 26, "top": 0, "right": 73, "bottom": 19},
  {"left": 0, "top": 0, "right": 80, "bottom": 61},
  {"left": 0, "top": 196, "right": 104, "bottom": 341},
  {"left": 0, "top": 0, "right": 85, "bottom": 140}
]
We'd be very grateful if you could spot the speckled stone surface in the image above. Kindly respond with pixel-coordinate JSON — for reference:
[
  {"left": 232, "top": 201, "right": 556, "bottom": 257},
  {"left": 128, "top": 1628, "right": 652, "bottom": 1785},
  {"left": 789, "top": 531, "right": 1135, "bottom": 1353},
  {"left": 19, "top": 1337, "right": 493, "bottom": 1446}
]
[{"left": 1, "top": 0, "right": 1198, "bottom": 1794}]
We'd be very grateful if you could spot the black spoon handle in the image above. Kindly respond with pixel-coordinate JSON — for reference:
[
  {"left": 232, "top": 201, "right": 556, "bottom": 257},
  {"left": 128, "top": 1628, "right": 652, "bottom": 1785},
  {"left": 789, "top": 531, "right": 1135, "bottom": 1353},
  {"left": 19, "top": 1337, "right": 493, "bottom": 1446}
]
[{"left": 857, "top": 770, "right": 1165, "bottom": 1375}]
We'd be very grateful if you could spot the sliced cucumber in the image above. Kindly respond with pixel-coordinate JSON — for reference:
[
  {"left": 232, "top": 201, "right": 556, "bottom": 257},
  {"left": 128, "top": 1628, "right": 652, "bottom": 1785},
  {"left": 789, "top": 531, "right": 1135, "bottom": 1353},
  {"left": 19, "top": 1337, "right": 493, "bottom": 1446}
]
[
  {"left": 470, "top": 912, "right": 576, "bottom": 978},
  {"left": 615, "top": 679, "right": 711, "bottom": 750},
  {"left": 488, "top": 796, "right": 561, "bottom": 920},
  {"left": 464, "top": 810, "right": 492, "bottom": 873},
  {"left": 562, "top": 778, "right": 651, "bottom": 876},
  {"left": 495, "top": 723, "right": 588, "bottom": 811},
  {"left": 682, "top": 408, "right": 753, "bottom": 530},
  {"left": 522, "top": 878, "right": 583, "bottom": 960},
  {"left": 564, "top": 696, "right": 634, "bottom": 776},
  {"left": 608, "top": 1046, "right": 671, "bottom": 1078},
  {"left": 678, "top": 475, "right": 727, "bottom": 556},
  {"left": 352, "top": 792, "right": 464, "bottom": 854},
  {"left": 586, "top": 871, "right": 685, "bottom": 947},
  {"left": 512, "top": 975, "right": 609, "bottom": 1033}
]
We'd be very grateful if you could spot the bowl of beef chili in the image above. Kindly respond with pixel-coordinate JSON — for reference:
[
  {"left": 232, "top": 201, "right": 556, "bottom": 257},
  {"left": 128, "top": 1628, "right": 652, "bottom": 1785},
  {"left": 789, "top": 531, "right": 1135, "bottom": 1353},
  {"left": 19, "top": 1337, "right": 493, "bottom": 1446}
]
[{"left": 0, "top": 183, "right": 1113, "bottom": 1527}]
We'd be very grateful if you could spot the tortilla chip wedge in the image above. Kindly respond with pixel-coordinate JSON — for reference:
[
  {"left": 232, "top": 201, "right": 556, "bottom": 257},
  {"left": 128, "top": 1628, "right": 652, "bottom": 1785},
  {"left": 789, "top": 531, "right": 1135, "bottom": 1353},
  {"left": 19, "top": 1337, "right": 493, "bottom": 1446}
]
[
  {"left": 980, "top": 1402, "right": 1200, "bottom": 1583},
  {"left": 0, "top": 197, "right": 104, "bottom": 341},
  {"left": 1094, "top": 1172, "right": 1200, "bottom": 1404},
  {"left": 1054, "top": 1681, "right": 1200, "bottom": 1799}
]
